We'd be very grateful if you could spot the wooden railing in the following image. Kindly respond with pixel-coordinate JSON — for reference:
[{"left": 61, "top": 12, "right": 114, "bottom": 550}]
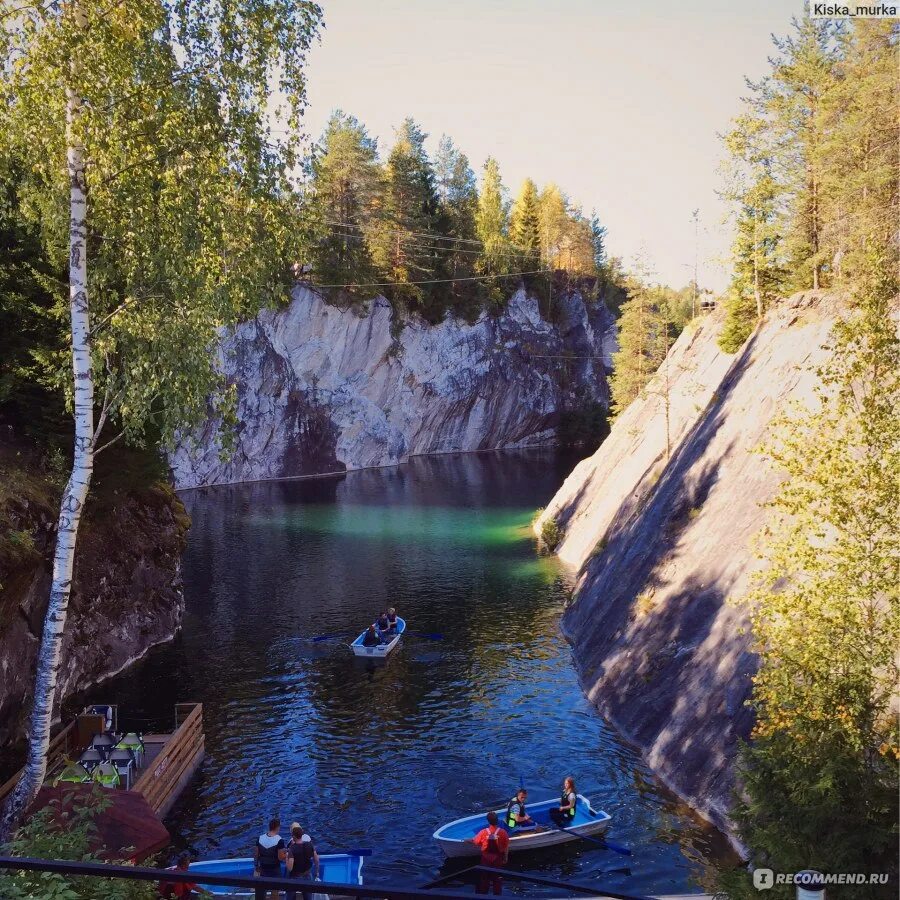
[
  {"left": 0, "top": 720, "right": 79, "bottom": 805},
  {"left": 133, "top": 702, "right": 204, "bottom": 816}
]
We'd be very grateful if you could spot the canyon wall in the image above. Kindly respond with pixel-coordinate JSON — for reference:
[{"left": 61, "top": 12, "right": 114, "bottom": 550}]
[
  {"left": 535, "top": 291, "right": 845, "bottom": 840},
  {"left": 170, "top": 285, "right": 613, "bottom": 489},
  {"left": 0, "top": 469, "right": 189, "bottom": 749}
]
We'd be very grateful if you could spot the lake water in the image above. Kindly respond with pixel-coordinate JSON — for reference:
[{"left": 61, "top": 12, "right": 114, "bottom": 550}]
[{"left": 82, "top": 451, "right": 730, "bottom": 895}]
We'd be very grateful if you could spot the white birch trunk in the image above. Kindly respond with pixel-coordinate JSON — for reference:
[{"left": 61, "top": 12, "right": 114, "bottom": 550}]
[{"left": 0, "top": 45, "right": 94, "bottom": 836}]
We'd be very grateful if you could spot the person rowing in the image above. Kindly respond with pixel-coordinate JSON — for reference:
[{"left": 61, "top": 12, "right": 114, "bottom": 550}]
[
  {"left": 548, "top": 776, "right": 578, "bottom": 828},
  {"left": 505, "top": 788, "right": 534, "bottom": 830},
  {"left": 375, "top": 611, "right": 390, "bottom": 634},
  {"left": 362, "top": 624, "right": 381, "bottom": 647}
]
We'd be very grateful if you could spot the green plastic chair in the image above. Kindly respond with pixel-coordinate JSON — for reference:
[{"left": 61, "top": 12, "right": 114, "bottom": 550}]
[
  {"left": 115, "top": 732, "right": 144, "bottom": 766},
  {"left": 54, "top": 762, "right": 91, "bottom": 786},
  {"left": 92, "top": 761, "right": 121, "bottom": 788}
]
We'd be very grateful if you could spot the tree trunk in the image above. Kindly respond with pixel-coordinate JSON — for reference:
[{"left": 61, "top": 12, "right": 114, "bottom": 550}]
[
  {"left": 753, "top": 211, "right": 763, "bottom": 319},
  {"left": 0, "top": 64, "right": 94, "bottom": 837}
]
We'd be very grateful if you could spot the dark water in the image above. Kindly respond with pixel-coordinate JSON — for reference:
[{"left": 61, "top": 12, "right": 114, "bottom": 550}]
[{"left": 81, "top": 451, "right": 730, "bottom": 895}]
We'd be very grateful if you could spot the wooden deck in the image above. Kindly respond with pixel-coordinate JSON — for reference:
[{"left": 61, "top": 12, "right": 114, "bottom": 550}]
[{"left": 0, "top": 702, "right": 204, "bottom": 824}]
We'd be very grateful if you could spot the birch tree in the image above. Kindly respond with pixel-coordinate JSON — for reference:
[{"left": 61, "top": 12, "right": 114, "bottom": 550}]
[{"left": 0, "top": 0, "right": 322, "bottom": 833}]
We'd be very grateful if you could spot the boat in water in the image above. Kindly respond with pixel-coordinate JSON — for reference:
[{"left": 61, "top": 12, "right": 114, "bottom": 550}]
[
  {"left": 350, "top": 616, "right": 406, "bottom": 658},
  {"left": 433, "top": 794, "right": 611, "bottom": 858},
  {"left": 190, "top": 851, "right": 367, "bottom": 896}
]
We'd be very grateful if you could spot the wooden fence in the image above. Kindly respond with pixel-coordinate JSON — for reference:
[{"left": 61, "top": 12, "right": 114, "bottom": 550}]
[{"left": 133, "top": 702, "right": 204, "bottom": 816}]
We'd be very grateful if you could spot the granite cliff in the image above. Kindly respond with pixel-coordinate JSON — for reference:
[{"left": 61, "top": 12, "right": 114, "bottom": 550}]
[
  {"left": 0, "top": 445, "right": 189, "bottom": 750},
  {"left": 535, "top": 291, "right": 845, "bottom": 841},
  {"left": 170, "top": 285, "right": 614, "bottom": 489}
]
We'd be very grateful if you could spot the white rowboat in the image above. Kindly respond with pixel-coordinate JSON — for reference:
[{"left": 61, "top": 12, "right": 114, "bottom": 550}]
[
  {"left": 350, "top": 617, "right": 406, "bottom": 658},
  {"left": 433, "top": 794, "right": 611, "bottom": 858}
]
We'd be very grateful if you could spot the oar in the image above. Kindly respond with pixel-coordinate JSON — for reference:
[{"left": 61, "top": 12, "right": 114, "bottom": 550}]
[
  {"left": 550, "top": 823, "right": 632, "bottom": 855},
  {"left": 310, "top": 631, "right": 355, "bottom": 643},
  {"left": 343, "top": 848, "right": 373, "bottom": 857},
  {"left": 408, "top": 631, "right": 444, "bottom": 640}
]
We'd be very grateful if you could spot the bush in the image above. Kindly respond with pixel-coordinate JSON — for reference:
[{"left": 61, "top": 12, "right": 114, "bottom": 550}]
[
  {"left": 0, "top": 787, "right": 158, "bottom": 899},
  {"left": 540, "top": 517, "right": 562, "bottom": 551},
  {"left": 717, "top": 289, "right": 758, "bottom": 353}
]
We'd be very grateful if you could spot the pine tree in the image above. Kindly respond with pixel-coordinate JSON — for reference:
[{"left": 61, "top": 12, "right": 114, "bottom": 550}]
[
  {"left": 817, "top": 20, "right": 899, "bottom": 290},
  {"left": 433, "top": 134, "right": 478, "bottom": 307},
  {"left": 608, "top": 264, "right": 672, "bottom": 416},
  {"left": 308, "top": 111, "right": 383, "bottom": 300},
  {"left": 762, "top": 16, "right": 841, "bottom": 290},
  {"left": 370, "top": 118, "right": 442, "bottom": 311}
]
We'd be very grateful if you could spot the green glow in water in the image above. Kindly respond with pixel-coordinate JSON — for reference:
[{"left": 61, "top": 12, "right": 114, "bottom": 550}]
[{"left": 251, "top": 505, "right": 539, "bottom": 548}]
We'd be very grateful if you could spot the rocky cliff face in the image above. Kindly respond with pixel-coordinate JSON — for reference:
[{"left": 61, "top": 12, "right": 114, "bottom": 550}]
[
  {"left": 0, "top": 463, "right": 189, "bottom": 749},
  {"left": 170, "top": 285, "right": 613, "bottom": 489},
  {"left": 535, "top": 291, "right": 845, "bottom": 841}
]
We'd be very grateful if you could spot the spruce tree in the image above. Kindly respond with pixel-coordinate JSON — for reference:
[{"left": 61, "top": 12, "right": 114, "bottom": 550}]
[
  {"left": 539, "top": 183, "right": 569, "bottom": 270},
  {"left": 510, "top": 178, "right": 542, "bottom": 264}
]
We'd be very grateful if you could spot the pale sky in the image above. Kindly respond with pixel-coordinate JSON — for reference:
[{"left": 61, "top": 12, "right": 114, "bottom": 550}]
[{"left": 301, "top": 0, "right": 804, "bottom": 293}]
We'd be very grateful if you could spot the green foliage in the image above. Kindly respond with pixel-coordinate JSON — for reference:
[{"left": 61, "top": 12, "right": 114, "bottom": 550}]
[
  {"left": 540, "top": 517, "right": 562, "bottom": 552},
  {"left": 717, "top": 287, "right": 758, "bottom": 353},
  {"left": 0, "top": 787, "right": 157, "bottom": 899},
  {"left": 721, "top": 18, "right": 897, "bottom": 303},
  {"left": 731, "top": 255, "right": 899, "bottom": 893},
  {"left": 510, "top": 178, "right": 542, "bottom": 268},
  {"left": 475, "top": 157, "right": 511, "bottom": 276},
  {"left": 0, "top": 0, "right": 323, "bottom": 450},
  {"left": 306, "top": 111, "right": 383, "bottom": 304},
  {"left": 609, "top": 266, "right": 679, "bottom": 417}
]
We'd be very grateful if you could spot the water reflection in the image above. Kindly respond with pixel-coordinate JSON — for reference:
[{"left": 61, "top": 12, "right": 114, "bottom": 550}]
[{"left": 78, "top": 450, "right": 733, "bottom": 894}]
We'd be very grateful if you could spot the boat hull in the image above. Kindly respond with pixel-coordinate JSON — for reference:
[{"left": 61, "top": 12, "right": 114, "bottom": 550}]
[
  {"left": 190, "top": 852, "right": 365, "bottom": 896},
  {"left": 350, "top": 617, "right": 406, "bottom": 658},
  {"left": 433, "top": 794, "right": 611, "bottom": 858}
]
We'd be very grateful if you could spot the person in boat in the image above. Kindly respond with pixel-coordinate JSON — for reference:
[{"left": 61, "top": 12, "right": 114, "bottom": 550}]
[
  {"left": 375, "top": 611, "right": 390, "bottom": 634},
  {"left": 385, "top": 607, "right": 399, "bottom": 633},
  {"left": 157, "top": 852, "right": 210, "bottom": 898},
  {"left": 362, "top": 624, "right": 381, "bottom": 647},
  {"left": 285, "top": 823, "right": 320, "bottom": 900},
  {"left": 505, "top": 788, "right": 534, "bottom": 830},
  {"left": 254, "top": 817, "right": 287, "bottom": 900},
  {"left": 548, "top": 776, "right": 578, "bottom": 828},
  {"left": 466, "top": 810, "right": 509, "bottom": 895}
]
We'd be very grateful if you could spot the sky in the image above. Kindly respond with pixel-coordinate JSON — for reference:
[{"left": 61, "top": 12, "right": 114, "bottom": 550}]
[{"left": 300, "top": 0, "right": 805, "bottom": 293}]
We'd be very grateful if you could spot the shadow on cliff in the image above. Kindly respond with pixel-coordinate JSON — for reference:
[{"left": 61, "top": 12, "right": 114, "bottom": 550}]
[{"left": 561, "top": 330, "right": 763, "bottom": 790}]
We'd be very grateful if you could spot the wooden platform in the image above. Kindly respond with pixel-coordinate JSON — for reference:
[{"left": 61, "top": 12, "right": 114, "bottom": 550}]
[{"left": 0, "top": 702, "right": 204, "bottom": 836}]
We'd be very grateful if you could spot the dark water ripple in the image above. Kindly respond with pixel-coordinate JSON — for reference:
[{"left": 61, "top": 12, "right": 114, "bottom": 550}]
[{"left": 78, "top": 451, "right": 733, "bottom": 895}]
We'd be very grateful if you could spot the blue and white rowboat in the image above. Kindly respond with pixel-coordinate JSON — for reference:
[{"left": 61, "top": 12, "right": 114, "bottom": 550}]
[
  {"left": 350, "top": 617, "right": 406, "bottom": 658},
  {"left": 189, "top": 851, "right": 366, "bottom": 896},
  {"left": 433, "top": 794, "right": 611, "bottom": 858}
]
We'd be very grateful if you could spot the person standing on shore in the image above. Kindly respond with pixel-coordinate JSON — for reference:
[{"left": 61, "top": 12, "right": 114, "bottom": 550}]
[
  {"left": 254, "top": 817, "right": 286, "bottom": 900},
  {"left": 285, "top": 824, "right": 319, "bottom": 900}
]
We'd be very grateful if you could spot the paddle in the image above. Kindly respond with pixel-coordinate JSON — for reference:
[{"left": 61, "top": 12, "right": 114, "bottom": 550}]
[
  {"left": 408, "top": 631, "right": 444, "bottom": 640},
  {"left": 343, "top": 848, "right": 373, "bottom": 857},
  {"left": 310, "top": 631, "right": 356, "bottom": 643}
]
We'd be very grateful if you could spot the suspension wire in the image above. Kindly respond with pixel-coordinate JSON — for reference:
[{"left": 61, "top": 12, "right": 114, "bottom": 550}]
[
  {"left": 310, "top": 269, "right": 552, "bottom": 289},
  {"left": 320, "top": 228, "right": 542, "bottom": 259},
  {"left": 325, "top": 219, "right": 541, "bottom": 254}
]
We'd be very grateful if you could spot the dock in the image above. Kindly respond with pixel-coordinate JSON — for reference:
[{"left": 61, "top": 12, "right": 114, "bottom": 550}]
[{"left": 0, "top": 702, "right": 204, "bottom": 856}]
